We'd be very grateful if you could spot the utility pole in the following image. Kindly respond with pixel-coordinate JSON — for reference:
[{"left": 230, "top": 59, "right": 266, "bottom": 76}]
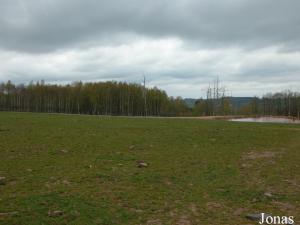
[
  {"left": 288, "top": 91, "right": 291, "bottom": 117},
  {"left": 143, "top": 75, "right": 147, "bottom": 117},
  {"left": 216, "top": 76, "right": 219, "bottom": 115}
]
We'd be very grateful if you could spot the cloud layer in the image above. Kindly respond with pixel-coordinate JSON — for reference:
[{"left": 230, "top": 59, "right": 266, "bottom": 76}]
[{"left": 1, "top": 0, "right": 300, "bottom": 97}]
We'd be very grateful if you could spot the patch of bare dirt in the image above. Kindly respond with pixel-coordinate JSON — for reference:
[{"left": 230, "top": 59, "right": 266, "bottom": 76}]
[
  {"left": 284, "top": 179, "right": 300, "bottom": 188},
  {"left": 243, "top": 151, "right": 277, "bottom": 160},
  {"left": 176, "top": 215, "right": 192, "bottom": 225},
  {"left": 129, "top": 208, "right": 143, "bottom": 213},
  {"left": 48, "top": 210, "right": 64, "bottom": 217},
  {"left": 273, "top": 201, "right": 296, "bottom": 213},
  {"left": 164, "top": 179, "right": 173, "bottom": 186},
  {"left": 146, "top": 218, "right": 163, "bottom": 225},
  {"left": 240, "top": 163, "right": 253, "bottom": 169},
  {"left": 168, "top": 208, "right": 196, "bottom": 225},
  {"left": 0, "top": 211, "right": 18, "bottom": 217},
  {"left": 206, "top": 202, "right": 223, "bottom": 211},
  {"left": 189, "top": 203, "right": 198, "bottom": 216},
  {"left": 233, "top": 208, "right": 247, "bottom": 216}
]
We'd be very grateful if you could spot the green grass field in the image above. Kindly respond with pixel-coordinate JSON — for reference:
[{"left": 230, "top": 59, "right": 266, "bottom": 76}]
[{"left": 0, "top": 112, "right": 299, "bottom": 224}]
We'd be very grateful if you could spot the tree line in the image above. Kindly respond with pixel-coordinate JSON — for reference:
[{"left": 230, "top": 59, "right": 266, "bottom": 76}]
[
  {"left": 1, "top": 80, "right": 299, "bottom": 118},
  {"left": 239, "top": 91, "right": 300, "bottom": 118},
  {"left": 191, "top": 78, "right": 300, "bottom": 118},
  {"left": 0, "top": 80, "right": 189, "bottom": 116},
  {"left": 193, "top": 90, "right": 300, "bottom": 118}
]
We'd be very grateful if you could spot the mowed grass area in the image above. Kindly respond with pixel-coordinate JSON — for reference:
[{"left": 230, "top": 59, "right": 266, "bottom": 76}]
[{"left": 0, "top": 112, "right": 299, "bottom": 225}]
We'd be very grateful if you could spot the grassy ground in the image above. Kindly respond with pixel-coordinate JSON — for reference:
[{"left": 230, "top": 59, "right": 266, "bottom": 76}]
[{"left": 0, "top": 112, "right": 299, "bottom": 225}]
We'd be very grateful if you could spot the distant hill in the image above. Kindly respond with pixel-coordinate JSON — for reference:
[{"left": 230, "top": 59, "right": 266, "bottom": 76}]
[
  {"left": 228, "top": 97, "right": 255, "bottom": 109},
  {"left": 183, "top": 98, "right": 198, "bottom": 108},
  {"left": 184, "top": 97, "right": 254, "bottom": 109}
]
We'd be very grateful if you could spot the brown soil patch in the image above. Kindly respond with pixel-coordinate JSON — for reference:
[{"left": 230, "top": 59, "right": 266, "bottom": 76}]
[
  {"left": 0, "top": 211, "right": 18, "bottom": 217},
  {"left": 273, "top": 201, "right": 296, "bottom": 213},
  {"left": 233, "top": 208, "right": 247, "bottom": 216},
  {"left": 189, "top": 203, "right": 198, "bottom": 216},
  {"left": 284, "top": 179, "right": 300, "bottom": 188},
  {"left": 243, "top": 151, "right": 277, "bottom": 160},
  {"left": 206, "top": 202, "right": 223, "bottom": 211},
  {"left": 146, "top": 219, "right": 163, "bottom": 225},
  {"left": 176, "top": 215, "right": 192, "bottom": 225}
]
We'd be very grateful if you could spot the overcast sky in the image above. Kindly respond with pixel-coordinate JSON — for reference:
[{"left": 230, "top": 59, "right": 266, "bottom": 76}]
[{"left": 1, "top": 0, "right": 300, "bottom": 97}]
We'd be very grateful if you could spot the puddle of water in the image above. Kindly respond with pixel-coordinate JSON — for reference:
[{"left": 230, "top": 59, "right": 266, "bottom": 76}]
[{"left": 230, "top": 117, "right": 300, "bottom": 124}]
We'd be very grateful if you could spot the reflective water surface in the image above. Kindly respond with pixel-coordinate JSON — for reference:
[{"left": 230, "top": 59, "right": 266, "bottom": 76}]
[{"left": 230, "top": 117, "right": 300, "bottom": 124}]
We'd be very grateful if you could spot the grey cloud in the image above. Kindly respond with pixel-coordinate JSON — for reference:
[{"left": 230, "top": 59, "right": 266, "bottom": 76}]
[
  {"left": 1, "top": 0, "right": 300, "bottom": 53},
  {"left": 1, "top": 0, "right": 300, "bottom": 97}
]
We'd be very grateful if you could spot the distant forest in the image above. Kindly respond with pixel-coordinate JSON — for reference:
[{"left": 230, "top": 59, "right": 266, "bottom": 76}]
[
  {"left": 0, "top": 80, "right": 188, "bottom": 116},
  {"left": 0, "top": 80, "right": 299, "bottom": 118}
]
